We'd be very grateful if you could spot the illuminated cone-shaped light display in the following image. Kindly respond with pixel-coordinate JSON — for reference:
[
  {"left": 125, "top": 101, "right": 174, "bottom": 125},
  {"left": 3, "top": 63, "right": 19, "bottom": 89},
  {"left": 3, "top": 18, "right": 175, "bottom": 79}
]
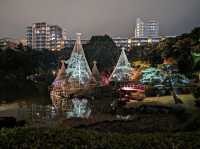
[
  {"left": 54, "top": 60, "right": 66, "bottom": 82},
  {"left": 109, "top": 48, "right": 133, "bottom": 82},
  {"left": 65, "top": 33, "right": 93, "bottom": 87},
  {"left": 51, "top": 60, "right": 66, "bottom": 108},
  {"left": 92, "top": 61, "right": 100, "bottom": 81}
]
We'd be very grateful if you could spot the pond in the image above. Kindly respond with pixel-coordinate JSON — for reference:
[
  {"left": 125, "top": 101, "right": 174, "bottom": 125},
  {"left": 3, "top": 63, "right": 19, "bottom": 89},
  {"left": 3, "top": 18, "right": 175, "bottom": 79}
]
[
  {"left": 0, "top": 95, "right": 121, "bottom": 127},
  {"left": 0, "top": 96, "right": 51, "bottom": 120}
]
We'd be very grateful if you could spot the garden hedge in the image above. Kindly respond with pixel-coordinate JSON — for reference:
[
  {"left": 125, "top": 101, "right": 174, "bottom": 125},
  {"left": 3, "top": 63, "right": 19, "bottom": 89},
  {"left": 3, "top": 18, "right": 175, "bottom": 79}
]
[{"left": 0, "top": 128, "right": 200, "bottom": 149}]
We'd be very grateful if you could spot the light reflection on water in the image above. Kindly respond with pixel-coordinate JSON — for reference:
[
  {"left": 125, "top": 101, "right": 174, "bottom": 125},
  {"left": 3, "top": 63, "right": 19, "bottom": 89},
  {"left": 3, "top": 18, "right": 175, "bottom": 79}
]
[
  {"left": 0, "top": 96, "right": 129, "bottom": 127},
  {"left": 0, "top": 96, "right": 110, "bottom": 127},
  {"left": 64, "top": 98, "right": 91, "bottom": 118},
  {"left": 0, "top": 97, "right": 53, "bottom": 121}
]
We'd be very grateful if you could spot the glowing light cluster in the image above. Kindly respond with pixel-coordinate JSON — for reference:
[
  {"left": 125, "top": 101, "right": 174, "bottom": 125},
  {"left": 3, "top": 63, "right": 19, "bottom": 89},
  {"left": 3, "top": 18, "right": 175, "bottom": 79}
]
[
  {"left": 66, "top": 98, "right": 91, "bottom": 118},
  {"left": 121, "top": 84, "right": 145, "bottom": 92},
  {"left": 140, "top": 67, "right": 164, "bottom": 84},
  {"left": 65, "top": 33, "right": 93, "bottom": 86},
  {"left": 139, "top": 66, "right": 190, "bottom": 87},
  {"left": 109, "top": 48, "right": 133, "bottom": 82},
  {"left": 65, "top": 53, "right": 92, "bottom": 85}
]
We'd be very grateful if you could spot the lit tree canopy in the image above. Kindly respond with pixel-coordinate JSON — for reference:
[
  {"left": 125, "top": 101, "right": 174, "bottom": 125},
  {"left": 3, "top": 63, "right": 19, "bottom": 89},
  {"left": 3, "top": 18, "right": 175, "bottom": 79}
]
[
  {"left": 140, "top": 65, "right": 190, "bottom": 88},
  {"left": 140, "top": 67, "right": 164, "bottom": 85}
]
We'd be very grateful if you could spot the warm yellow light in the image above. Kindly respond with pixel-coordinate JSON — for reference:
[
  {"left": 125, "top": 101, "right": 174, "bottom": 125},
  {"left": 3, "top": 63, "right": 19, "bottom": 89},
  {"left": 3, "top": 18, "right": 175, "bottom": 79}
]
[
  {"left": 128, "top": 38, "right": 132, "bottom": 44},
  {"left": 147, "top": 38, "right": 152, "bottom": 43}
]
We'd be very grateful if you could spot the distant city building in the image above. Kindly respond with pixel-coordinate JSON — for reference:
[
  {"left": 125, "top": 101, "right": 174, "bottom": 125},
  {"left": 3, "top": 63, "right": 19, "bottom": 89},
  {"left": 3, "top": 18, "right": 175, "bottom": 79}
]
[
  {"left": 18, "top": 37, "right": 27, "bottom": 46},
  {"left": 65, "top": 37, "right": 133, "bottom": 50},
  {"left": 144, "top": 20, "right": 159, "bottom": 38},
  {"left": 49, "top": 25, "right": 64, "bottom": 51},
  {"left": 135, "top": 18, "right": 145, "bottom": 38},
  {"left": 66, "top": 37, "right": 133, "bottom": 50},
  {"left": 26, "top": 26, "right": 33, "bottom": 48},
  {"left": 134, "top": 18, "right": 160, "bottom": 46},
  {"left": 0, "top": 38, "right": 19, "bottom": 50},
  {"left": 64, "top": 38, "right": 90, "bottom": 48},
  {"left": 112, "top": 37, "right": 132, "bottom": 50},
  {"left": 26, "top": 22, "right": 66, "bottom": 51},
  {"left": 135, "top": 18, "right": 159, "bottom": 38},
  {"left": 26, "top": 22, "right": 50, "bottom": 50},
  {"left": 132, "top": 36, "right": 164, "bottom": 46}
]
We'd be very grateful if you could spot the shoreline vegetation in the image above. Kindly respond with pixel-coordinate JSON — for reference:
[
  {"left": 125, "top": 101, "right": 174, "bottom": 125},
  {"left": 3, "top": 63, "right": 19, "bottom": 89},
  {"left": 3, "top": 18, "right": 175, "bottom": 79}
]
[{"left": 1, "top": 127, "right": 200, "bottom": 149}]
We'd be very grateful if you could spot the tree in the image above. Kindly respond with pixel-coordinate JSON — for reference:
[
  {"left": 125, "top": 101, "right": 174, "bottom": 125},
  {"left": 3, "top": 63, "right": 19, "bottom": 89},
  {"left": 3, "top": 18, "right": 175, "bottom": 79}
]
[
  {"left": 160, "top": 38, "right": 193, "bottom": 74},
  {"left": 140, "top": 64, "right": 190, "bottom": 103},
  {"left": 190, "top": 27, "right": 200, "bottom": 44},
  {"left": 16, "top": 42, "right": 24, "bottom": 51},
  {"left": 173, "top": 38, "right": 193, "bottom": 74},
  {"left": 84, "top": 35, "right": 120, "bottom": 72}
]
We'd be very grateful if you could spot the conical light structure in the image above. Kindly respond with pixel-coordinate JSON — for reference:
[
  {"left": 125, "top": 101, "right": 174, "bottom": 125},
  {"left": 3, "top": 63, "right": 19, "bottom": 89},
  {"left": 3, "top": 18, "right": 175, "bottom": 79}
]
[
  {"left": 109, "top": 48, "right": 132, "bottom": 82},
  {"left": 54, "top": 60, "right": 66, "bottom": 81},
  {"left": 92, "top": 61, "right": 100, "bottom": 81},
  {"left": 65, "top": 33, "right": 93, "bottom": 86}
]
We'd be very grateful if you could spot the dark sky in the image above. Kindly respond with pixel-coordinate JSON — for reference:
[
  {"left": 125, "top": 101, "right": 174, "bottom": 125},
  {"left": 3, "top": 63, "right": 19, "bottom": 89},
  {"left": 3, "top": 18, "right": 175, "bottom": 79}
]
[{"left": 0, "top": 0, "right": 200, "bottom": 39}]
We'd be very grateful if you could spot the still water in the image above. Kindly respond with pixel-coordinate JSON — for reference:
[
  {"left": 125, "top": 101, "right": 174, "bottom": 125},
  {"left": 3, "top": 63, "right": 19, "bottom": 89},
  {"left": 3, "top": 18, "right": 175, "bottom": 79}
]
[
  {"left": 0, "top": 96, "right": 119, "bottom": 127},
  {"left": 0, "top": 97, "right": 51, "bottom": 120}
]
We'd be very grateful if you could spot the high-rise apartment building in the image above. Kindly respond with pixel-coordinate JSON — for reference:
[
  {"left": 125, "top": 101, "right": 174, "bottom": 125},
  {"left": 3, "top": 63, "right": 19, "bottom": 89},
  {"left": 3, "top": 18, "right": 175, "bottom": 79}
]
[
  {"left": 134, "top": 18, "right": 159, "bottom": 38},
  {"left": 26, "top": 22, "right": 65, "bottom": 51},
  {"left": 133, "top": 18, "right": 160, "bottom": 46},
  {"left": 26, "top": 26, "right": 32, "bottom": 48},
  {"left": 135, "top": 18, "right": 145, "bottom": 38},
  {"left": 144, "top": 20, "right": 159, "bottom": 38},
  {"left": 49, "top": 25, "right": 63, "bottom": 51}
]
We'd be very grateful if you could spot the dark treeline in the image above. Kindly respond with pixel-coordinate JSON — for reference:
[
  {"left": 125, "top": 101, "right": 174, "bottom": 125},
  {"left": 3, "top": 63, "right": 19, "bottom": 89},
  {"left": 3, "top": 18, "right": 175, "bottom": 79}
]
[
  {"left": 0, "top": 48, "right": 59, "bottom": 100},
  {"left": 84, "top": 35, "right": 121, "bottom": 72},
  {"left": 128, "top": 27, "right": 200, "bottom": 74},
  {"left": 0, "top": 34, "right": 119, "bottom": 100}
]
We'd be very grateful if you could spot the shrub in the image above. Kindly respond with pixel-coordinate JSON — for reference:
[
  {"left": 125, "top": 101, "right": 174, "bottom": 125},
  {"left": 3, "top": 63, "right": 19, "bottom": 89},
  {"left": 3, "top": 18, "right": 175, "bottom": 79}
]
[
  {"left": 0, "top": 128, "right": 200, "bottom": 149},
  {"left": 192, "top": 86, "right": 200, "bottom": 99}
]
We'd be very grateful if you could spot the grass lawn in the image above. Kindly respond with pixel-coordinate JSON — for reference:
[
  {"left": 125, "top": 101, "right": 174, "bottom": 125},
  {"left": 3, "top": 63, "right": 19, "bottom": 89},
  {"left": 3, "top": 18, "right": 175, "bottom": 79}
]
[{"left": 127, "top": 94, "right": 198, "bottom": 112}]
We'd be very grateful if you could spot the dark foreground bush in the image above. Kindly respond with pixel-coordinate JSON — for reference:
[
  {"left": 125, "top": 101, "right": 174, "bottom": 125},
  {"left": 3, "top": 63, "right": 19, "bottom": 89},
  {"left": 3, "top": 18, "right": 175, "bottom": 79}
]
[{"left": 0, "top": 128, "right": 200, "bottom": 149}]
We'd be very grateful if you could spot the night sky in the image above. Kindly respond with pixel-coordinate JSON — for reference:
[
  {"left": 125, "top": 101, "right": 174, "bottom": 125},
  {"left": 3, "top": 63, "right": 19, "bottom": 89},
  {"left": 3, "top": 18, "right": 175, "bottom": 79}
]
[{"left": 0, "top": 0, "right": 200, "bottom": 39}]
